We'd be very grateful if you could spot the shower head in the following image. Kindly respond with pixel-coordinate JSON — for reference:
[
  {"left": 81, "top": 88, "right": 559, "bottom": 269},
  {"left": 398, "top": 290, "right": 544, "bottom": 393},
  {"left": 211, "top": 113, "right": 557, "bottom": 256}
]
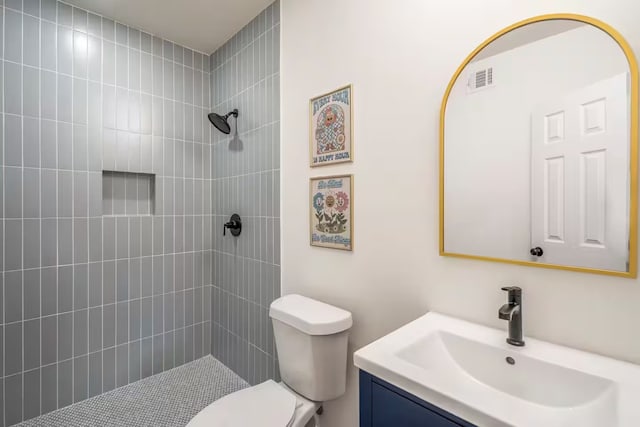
[{"left": 207, "top": 109, "right": 238, "bottom": 134}]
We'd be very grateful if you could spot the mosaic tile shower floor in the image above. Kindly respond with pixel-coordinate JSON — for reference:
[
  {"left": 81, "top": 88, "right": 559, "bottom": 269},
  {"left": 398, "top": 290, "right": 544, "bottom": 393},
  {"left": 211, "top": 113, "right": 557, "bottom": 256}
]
[{"left": 15, "top": 356, "right": 248, "bottom": 427}]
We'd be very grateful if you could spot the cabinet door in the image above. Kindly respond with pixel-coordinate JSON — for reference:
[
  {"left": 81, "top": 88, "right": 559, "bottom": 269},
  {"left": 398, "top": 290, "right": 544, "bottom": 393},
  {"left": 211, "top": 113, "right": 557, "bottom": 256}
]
[{"left": 371, "top": 382, "right": 462, "bottom": 427}]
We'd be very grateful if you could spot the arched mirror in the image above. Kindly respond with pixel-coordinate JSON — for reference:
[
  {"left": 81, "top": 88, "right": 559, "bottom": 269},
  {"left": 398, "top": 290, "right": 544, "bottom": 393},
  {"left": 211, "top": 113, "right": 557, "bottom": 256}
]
[{"left": 440, "top": 14, "right": 638, "bottom": 277}]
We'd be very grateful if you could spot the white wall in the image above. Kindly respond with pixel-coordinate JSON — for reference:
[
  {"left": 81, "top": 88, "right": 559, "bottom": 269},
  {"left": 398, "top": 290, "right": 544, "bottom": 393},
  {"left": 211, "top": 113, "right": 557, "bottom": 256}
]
[
  {"left": 445, "top": 26, "right": 628, "bottom": 260},
  {"left": 280, "top": 1, "right": 640, "bottom": 426}
]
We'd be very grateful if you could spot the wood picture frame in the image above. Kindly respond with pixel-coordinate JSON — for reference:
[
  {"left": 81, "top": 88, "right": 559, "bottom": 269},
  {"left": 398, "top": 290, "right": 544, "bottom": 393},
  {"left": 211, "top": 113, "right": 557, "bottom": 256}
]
[
  {"left": 310, "top": 174, "right": 353, "bottom": 250},
  {"left": 309, "top": 85, "right": 354, "bottom": 167}
]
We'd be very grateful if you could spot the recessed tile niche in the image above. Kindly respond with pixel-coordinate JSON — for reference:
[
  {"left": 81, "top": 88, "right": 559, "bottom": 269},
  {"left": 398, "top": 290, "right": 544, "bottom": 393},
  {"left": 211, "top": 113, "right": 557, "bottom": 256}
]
[{"left": 102, "top": 170, "right": 156, "bottom": 215}]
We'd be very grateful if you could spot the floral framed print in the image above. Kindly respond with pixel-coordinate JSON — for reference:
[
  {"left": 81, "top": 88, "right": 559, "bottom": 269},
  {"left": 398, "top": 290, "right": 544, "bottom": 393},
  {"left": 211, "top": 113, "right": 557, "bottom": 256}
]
[
  {"left": 310, "top": 174, "right": 353, "bottom": 251},
  {"left": 309, "top": 85, "right": 353, "bottom": 167}
]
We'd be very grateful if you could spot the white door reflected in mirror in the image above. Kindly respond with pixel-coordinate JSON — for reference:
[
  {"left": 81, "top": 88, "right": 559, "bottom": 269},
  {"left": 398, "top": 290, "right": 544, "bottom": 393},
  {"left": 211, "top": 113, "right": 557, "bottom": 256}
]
[
  {"left": 530, "top": 73, "right": 629, "bottom": 271},
  {"left": 441, "top": 15, "right": 638, "bottom": 276}
]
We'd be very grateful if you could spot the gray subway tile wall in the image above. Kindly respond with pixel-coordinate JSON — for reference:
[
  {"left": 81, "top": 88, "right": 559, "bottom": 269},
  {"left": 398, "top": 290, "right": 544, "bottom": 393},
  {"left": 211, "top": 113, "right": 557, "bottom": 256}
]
[
  {"left": 210, "top": 1, "right": 281, "bottom": 386},
  {"left": 1, "top": 0, "right": 214, "bottom": 425}
]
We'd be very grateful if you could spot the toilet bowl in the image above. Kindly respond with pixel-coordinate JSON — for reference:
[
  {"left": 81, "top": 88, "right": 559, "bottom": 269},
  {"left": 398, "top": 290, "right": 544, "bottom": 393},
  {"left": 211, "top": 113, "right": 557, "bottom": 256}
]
[
  {"left": 187, "top": 294, "right": 352, "bottom": 427},
  {"left": 186, "top": 380, "right": 320, "bottom": 427}
]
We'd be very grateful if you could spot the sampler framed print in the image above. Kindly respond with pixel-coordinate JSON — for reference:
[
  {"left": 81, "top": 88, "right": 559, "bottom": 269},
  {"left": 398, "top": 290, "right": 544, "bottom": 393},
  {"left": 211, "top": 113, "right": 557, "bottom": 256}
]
[
  {"left": 309, "top": 85, "right": 353, "bottom": 167},
  {"left": 310, "top": 175, "right": 353, "bottom": 251}
]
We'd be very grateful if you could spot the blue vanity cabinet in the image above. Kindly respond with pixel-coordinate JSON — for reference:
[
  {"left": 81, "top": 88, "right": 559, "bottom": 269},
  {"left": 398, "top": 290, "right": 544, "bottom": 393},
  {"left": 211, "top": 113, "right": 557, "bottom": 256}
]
[{"left": 359, "top": 371, "right": 477, "bottom": 427}]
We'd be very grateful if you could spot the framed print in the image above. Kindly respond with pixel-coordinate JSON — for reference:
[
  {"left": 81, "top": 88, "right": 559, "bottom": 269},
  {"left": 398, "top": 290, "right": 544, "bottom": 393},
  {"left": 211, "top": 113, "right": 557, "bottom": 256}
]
[
  {"left": 310, "top": 175, "right": 353, "bottom": 251},
  {"left": 309, "top": 85, "right": 353, "bottom": 167}
]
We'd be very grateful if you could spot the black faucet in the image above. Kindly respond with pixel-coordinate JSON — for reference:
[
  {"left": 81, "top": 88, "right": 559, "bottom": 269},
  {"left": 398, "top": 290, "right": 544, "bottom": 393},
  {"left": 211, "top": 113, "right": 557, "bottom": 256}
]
[{"left": 498, "top": 286, "right": 525, "bottom": 347}]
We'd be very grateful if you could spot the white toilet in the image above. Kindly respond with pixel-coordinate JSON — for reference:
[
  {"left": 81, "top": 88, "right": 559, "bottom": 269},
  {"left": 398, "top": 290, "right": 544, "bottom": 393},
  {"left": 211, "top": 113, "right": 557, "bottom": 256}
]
[{"left": 187, "top": 294, "right": 353, "bottom": 427}]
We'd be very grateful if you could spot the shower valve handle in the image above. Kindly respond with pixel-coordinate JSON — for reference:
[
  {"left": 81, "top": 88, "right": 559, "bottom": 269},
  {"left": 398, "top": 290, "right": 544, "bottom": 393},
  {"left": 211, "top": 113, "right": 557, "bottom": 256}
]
[
  {"left": 223, "top": 214, "right": 242, "bottom": 237},
  {"left": 223, "top": 221, "right": 238, "bottom": 235}
]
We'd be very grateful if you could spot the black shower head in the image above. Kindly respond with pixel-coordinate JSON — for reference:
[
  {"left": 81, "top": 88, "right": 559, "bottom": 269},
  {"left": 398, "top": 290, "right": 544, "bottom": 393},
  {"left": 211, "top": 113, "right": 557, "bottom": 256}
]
[{"left": 208, "top": 109, "right": 239, "bottom": 134}]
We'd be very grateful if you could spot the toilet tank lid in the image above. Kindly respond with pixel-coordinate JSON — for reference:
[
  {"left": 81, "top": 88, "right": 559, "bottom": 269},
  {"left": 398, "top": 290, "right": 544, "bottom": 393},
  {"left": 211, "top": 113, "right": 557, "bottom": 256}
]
[{"left": 269, "top": 294, "right": 353, "bottom": 336}]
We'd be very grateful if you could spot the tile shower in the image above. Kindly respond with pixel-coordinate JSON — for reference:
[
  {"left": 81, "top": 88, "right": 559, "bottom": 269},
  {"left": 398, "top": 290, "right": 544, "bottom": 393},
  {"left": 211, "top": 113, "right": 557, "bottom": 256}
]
[{"left": 0, "top": 0, "right": 280, "bottom": 425}]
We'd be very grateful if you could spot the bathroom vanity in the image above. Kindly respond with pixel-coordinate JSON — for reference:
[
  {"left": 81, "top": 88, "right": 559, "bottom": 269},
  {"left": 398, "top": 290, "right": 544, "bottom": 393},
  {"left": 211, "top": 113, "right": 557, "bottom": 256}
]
[
  {"left": 354, "top": 312, "right": 640, "bottom": 427},
  {"left": 359, "top": 370, "right": 475, "bottom": 427},
  {"left": 375, "top": 14, "right": 640, "bottom": 424}
]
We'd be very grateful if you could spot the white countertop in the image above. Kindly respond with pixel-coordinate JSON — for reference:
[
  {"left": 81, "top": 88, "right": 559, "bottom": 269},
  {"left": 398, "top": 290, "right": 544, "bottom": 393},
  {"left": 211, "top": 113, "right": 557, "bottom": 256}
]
[{"left": 354, "top": 312, "right": 640, "bottom": 427}]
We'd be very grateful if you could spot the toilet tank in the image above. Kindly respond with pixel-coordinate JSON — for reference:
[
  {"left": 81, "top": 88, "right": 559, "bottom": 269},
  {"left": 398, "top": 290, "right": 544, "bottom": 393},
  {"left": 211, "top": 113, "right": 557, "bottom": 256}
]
[{"left": 269, "top": 294, "right": 353, "bottom": 402}]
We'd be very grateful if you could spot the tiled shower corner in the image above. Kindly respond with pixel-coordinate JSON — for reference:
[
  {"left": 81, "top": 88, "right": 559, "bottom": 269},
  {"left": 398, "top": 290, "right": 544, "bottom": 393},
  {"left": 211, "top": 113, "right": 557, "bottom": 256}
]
[{"left": 209, "top": 1, "right": 281, "bottom": 385}]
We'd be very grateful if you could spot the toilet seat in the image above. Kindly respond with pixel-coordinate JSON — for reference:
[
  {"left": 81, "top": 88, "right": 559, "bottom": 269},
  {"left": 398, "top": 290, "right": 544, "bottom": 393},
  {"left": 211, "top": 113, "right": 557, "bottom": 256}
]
[{"left": 187, "top": 380, "right": 297, "bottom": 427}]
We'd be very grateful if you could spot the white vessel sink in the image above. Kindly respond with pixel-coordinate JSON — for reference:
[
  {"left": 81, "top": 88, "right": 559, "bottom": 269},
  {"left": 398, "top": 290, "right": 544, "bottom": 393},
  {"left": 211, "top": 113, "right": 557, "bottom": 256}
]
[{"left": 354, "top": 312, "right": 640, "bottom": 426}]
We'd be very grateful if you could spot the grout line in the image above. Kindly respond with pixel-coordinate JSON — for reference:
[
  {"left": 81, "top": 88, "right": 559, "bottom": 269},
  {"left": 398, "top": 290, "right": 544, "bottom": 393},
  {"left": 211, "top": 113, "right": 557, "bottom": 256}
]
[
  {"left": 53, "top": 0, "right": 61, "bottom": 416},
  {"left": 37, "top": 0, "right": 44, "bottom": 418},
  {"left": 100, "top": 13, "right": 105, "bottom": 393},
  {"left": 84, "top": 12, "right": 91, "bottom": 400},
  {"left": 1, "top": 1, "right": 5, "bottom": 420},
  {"left": 19, "top": 6, "right": 26, "bottom": 421},
  {"left": 113, "top": 24, "right": 120, "bottom": 385}
]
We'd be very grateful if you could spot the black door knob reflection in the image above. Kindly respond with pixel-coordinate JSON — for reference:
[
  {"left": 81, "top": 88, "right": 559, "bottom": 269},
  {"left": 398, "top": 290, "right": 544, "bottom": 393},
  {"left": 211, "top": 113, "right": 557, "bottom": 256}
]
[{"left": 530, "top": 247, "right": 544, "bottom": 257}]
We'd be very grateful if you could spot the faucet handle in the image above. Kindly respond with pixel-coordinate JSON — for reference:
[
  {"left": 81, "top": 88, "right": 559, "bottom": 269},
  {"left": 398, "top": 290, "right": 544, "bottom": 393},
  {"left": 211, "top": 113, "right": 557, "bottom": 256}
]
[{"left": 501, "top": 286, "right": 522, "bottom": 302}]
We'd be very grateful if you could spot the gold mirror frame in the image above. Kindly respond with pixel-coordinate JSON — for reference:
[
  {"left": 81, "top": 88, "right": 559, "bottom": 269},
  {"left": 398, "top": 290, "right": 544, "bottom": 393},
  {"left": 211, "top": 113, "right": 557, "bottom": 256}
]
[{"left": 439, "top": 14, "right": 639, "bottom": 278}]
